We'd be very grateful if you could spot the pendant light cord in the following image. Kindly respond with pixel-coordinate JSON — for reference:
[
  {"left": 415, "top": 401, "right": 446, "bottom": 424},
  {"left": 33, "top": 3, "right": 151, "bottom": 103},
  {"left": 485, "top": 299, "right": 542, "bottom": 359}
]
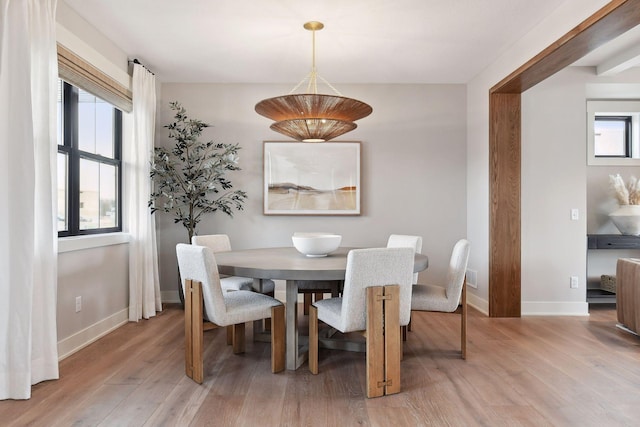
[{"left": 288, "top": 24, "right": 343, "bottom": 96}]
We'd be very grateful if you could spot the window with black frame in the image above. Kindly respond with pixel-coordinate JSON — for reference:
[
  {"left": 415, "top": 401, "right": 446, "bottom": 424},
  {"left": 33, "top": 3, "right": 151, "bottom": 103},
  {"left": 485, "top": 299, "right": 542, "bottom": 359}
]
[
  {"left": 57, "top": 79, "right": 122, "bottom": 236},
  {"left": 594, "top": 115, "right": 632, "bottom": 158}
]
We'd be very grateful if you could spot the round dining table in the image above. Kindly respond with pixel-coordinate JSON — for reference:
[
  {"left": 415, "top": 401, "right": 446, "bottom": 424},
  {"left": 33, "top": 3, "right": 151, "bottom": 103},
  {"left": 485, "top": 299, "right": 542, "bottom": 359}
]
[{"left": 215, "top": 246, "right": 429, "bottom": 370}]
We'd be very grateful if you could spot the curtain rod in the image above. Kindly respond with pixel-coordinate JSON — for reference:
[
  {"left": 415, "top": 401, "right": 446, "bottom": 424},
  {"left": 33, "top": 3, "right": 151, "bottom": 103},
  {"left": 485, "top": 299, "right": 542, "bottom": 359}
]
[{"left": 128, "top": 58, "right": 155, "bottom": 76}]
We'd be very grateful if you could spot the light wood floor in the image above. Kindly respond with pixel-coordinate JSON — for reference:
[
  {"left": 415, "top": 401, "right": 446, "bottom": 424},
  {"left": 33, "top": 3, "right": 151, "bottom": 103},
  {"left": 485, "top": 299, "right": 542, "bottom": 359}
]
[{"left": 2, "top": 304, "right": 640, "bottom": 426}]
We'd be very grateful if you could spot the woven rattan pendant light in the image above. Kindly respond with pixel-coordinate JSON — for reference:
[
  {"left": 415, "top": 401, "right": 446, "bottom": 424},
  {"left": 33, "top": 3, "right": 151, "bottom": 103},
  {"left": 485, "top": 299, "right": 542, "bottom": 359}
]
[{"left": 255, "top": 21, "right": 372, "bottom": 142}]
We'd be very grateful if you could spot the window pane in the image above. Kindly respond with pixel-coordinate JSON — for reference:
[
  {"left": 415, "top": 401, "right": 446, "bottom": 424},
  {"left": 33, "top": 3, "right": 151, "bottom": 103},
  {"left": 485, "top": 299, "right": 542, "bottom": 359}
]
[
  {"left": 59, "top": 79, "right": 121, "bottom": 236},
  {"left": 594, "top": 119, "right": 628, "bottom": 157},
  {"left": 79, "top": 159, "right": 118, "bottom": 230},
  {"left": 78, "top": 89, "right": 114, "bottom": 158},
  {"left": 79, "top": 159, "right": 100, "bottom": 230},
  {"left": 99, "top": 163, "right": 117, "bottom": 228},
  {"left": 57, "top": 152, "right": 68, "bottom": 231},
  {"left": 96, "top": 101, "right": 114, "bottom": 157}
]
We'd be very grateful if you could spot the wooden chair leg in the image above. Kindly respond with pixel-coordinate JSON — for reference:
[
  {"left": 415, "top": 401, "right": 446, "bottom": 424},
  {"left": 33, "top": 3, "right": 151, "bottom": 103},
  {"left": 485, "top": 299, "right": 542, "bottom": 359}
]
[
  {"left": 185, "top": 280, "right": 193, "bottom": 380},
  {"left": 303, "top": 293, "right": 312, "bottom": 315},
  {"left": 232, "top": 323, "right": 245, "bottom": 354},
  {"left": 366, "top": 286, "right": 385, "bottom": 398},
  {"left": 264, "top": 283, "right": 273, "bottom": 331},
  {"left": 185, "top": 279, "right": 204, "bottom": 384},
  {"left": 402, "top": 325, "right": 407, "bottom": 342},
  {"left": 461, "top": 279, "right": 467, "bottom": 360},
  {"left": 331, "top": 281, "right": 341, "bottom": 297},
  {"left": 408, "top": 318, "right": 412, "bottom": 332},
  {"left": 226, "top": 325, "right": 233, "bottom": 345},
  {"left": 309, "top": 305, "right": 319, "bottom": 374},
  {"left": 271, "top": 305, "right": 285, "bottom": 373},
  {"left": 384, "top": 285, "right": 401, "bottom": 396}
]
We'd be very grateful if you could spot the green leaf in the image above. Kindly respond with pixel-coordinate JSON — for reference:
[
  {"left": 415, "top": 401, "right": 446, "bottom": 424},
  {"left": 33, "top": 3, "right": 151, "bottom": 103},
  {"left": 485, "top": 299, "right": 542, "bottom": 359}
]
[{"left": 148, "top": 101, "right": 247, "bottom": 240}]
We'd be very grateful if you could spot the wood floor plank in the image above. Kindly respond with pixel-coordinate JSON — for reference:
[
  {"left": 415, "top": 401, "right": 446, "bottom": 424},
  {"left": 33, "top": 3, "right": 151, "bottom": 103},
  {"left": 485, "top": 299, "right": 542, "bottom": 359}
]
[
  {"left": 51, "top": 383, "right": 139, "bottom": 427},
  {"left": 2, "top": 308, "right": 183, "bottom": 426},
  {"left": 4, "top": 303, "right": 640, "bottom": 426},
  {"left": 142, "top": 377, "right": 214, "bottom": 427},
  {"left": 236, "top": 345, "right": 288, "bottom": 427}
]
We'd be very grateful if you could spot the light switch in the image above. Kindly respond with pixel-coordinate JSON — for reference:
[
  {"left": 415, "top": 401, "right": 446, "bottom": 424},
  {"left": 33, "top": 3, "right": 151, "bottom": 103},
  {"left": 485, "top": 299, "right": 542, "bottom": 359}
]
[
  {"left": 571, "top": 208, "right": 579, "bottom": 221},
  {"left": 570, "top": 276, "right": 579, "bottom": 289}
]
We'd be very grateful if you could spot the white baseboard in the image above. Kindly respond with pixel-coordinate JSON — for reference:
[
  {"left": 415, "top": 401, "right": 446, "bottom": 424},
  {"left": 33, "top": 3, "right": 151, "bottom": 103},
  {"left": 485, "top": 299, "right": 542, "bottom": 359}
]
[
  {"left": 467, "top": 292, "right": 489, "bottom": 315},
  {"left": 160, "top": 288, "right": 588, "bottom": 316},
  {"left": 463, "top": 294, "right": 589, "bottom": 317},
  {"left": 57, "top": 308, "right": 129, "bottom": 360},
  {"left": 521, "top": 301, "right": 589, "bottom": 316}
]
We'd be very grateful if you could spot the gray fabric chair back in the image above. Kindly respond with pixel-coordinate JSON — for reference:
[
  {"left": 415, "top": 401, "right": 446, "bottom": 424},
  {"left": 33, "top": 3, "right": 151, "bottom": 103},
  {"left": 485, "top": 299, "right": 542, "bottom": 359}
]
[
  {"left": 191, "top": 234, "right": 232, "bottom": 253},
  {"left": 446, "top": 239, "right": 470, "bottom": 303},
  {"left": 387, "top": 234, "right": 423, "bottom": 283},
  {"left": 176, "top": 243, "right": 226, "bottom": 324},
  {"left": 340, "top": 247, "right": 414, "bottom": 332}
]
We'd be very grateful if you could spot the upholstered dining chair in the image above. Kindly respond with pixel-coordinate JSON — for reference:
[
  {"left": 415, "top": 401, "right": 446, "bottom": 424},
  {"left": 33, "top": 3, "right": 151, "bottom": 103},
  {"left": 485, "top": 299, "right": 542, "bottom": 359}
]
[
  {"left": 411, "top": 239, "right": 470, "bottom": 359},
  {"left": 387, "top": 234, "right": 423, "bottom": 341},
  {"left": 176, "top": 243, "right": 285, "bottom": 383},
  {"left": 192, "top": 234, "right": 275, "bottom": 295},
  {"left": 309, "top": 247, "right": 414, "bottom": 388},
  {"left": 298, "top": 280, "right": 342, "bottom": 315},
  {"left": 293, "top": 232, "right": 342, "bottom": 315},
  {"left": 387, "top": 234, "right": 423, "bottom": 284}
]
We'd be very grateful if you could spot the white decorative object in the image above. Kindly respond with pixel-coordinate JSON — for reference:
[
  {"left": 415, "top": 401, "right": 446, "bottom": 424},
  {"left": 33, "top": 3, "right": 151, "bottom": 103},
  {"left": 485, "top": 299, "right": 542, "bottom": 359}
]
[
  {"left": 609, "top": 205, "right": 640, "bottom": 236},
  {"left": 608, "top": 174, "right": 640, "bottom": 235},
  {"left": 292, "top": 232, "right": 342, "bottom": 257}
]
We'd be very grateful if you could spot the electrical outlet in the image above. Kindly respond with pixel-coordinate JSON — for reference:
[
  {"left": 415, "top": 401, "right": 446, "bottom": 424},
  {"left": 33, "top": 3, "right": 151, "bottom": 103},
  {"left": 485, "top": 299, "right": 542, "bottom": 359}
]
[
  {"left": 570, "top": 276, "right": 579, "bottom": 289},
  {"left": 75, "top": 296, "right": 82, "bottom": 313}
]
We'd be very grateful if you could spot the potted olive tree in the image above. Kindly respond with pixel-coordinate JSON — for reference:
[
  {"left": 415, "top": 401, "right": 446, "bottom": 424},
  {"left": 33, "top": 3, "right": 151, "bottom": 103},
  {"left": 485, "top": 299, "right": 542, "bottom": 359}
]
[{"left": 150, "top": 102, "right": 247, "bottom": 301}]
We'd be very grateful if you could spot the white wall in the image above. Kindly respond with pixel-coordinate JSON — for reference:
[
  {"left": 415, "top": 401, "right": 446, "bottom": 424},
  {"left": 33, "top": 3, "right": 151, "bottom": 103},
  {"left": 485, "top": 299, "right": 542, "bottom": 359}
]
[
  {"left": 585, "top": 75, "right": 640, "bottom": 235},
  {"left": 54, "top": 0, "right": 625, "bottom": 342},
  {"left": 520, "top": 67, "right": 592, "bottom": 315},
  {"left": 585, "top": 71, "right": 640, "bottom": 289},
  {"left": 57, "top": 240, "right": 129, "bottom": 358},
  {"left": 157, "top": 83, "right": 468, "bottom": 301},
  {"left": 55, "top": 2, "right": 133, "bottom": 357},
  {"left": 465, "top": 0, "right": 611, "bottom": 315},
  {"left": 522, "top": 66, "right": 640, "bottom": 314},
  {"left": 56, "top": 1, "right": 129, "bottom": 89}
]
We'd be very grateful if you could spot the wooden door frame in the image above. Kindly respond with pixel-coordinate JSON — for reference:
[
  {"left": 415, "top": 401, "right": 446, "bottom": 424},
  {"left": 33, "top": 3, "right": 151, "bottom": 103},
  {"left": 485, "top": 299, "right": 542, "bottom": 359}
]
[{"left": 489, "top": 0, "right": 640, "bottom": 317}]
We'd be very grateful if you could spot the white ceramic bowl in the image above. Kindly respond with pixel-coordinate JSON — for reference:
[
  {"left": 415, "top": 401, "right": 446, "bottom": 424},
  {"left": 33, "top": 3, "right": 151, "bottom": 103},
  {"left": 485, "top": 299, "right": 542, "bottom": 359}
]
[{"left": 292, "top": 232, "right": 342, "bottom": 257}]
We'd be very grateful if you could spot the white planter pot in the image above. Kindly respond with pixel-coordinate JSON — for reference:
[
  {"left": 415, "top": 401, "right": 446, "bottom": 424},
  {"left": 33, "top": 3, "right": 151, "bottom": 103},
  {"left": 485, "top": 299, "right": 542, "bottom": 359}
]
[{"left": 609, "top": 205, "right": 640, "bottom": 235}]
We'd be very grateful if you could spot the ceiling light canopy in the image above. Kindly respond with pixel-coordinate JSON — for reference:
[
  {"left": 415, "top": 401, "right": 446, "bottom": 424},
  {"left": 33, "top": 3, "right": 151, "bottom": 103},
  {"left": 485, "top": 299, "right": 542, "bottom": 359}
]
[{"left": 255, "top": 21, "right": 372, "bottom": 142}]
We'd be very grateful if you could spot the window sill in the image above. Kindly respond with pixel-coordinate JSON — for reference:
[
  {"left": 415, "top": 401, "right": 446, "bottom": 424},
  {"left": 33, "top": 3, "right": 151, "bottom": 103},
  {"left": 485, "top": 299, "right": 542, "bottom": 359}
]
[{"left": 58, "top": 232, "right": 130, "bottom": 253}]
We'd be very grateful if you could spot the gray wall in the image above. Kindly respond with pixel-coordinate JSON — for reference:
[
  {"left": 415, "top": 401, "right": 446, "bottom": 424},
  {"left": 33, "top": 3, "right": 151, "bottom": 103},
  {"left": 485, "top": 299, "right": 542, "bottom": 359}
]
[
  {"left": 585, "top": 76, "right": 640, "bottom": 289},
  {"left": 519, "top": 65, "right": 640, "bottom": 314},
  {"left": 157, "top": 83, "right": 468, "bottom": 300},
  {"left": 53, "top": 0, "right": 626, "bottom": 354},
  {"left": 55, "top": 2, "right": 131, "bottom": 357},
  {"left": 57, "top": 242, "right": 129, "bottom": 353},
  {"left": 466, "top": 0, "right": 618, "bottom": 315},
  {"left": 521, "top": 67, "right": 590, "bottom": 314}
]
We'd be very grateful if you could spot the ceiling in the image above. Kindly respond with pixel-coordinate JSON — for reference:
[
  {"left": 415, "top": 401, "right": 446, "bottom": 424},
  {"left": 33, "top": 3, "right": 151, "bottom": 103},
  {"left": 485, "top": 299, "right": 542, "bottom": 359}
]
[
  {"left": 63, "top": 0, "right": 640, "bottom": 85},
  {"left": 572, "top": 24, "right": 640, "bottom": 73}
]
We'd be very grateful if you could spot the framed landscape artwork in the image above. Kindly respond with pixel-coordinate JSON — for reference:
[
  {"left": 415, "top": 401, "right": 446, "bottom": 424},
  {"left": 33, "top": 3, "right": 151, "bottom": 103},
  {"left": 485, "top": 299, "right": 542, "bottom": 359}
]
[{"left": 263, "top": 141, "right": 361, "bottom": 215}]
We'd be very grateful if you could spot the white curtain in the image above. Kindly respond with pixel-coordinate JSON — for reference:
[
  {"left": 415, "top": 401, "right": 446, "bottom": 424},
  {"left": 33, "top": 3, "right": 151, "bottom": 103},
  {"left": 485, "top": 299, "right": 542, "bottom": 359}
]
[
  {"left": 0, "top": 0, "right": 59, "bottom": 400},
  {"left": 126, "top": 63, "right": 161, "bottom": 321}
]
